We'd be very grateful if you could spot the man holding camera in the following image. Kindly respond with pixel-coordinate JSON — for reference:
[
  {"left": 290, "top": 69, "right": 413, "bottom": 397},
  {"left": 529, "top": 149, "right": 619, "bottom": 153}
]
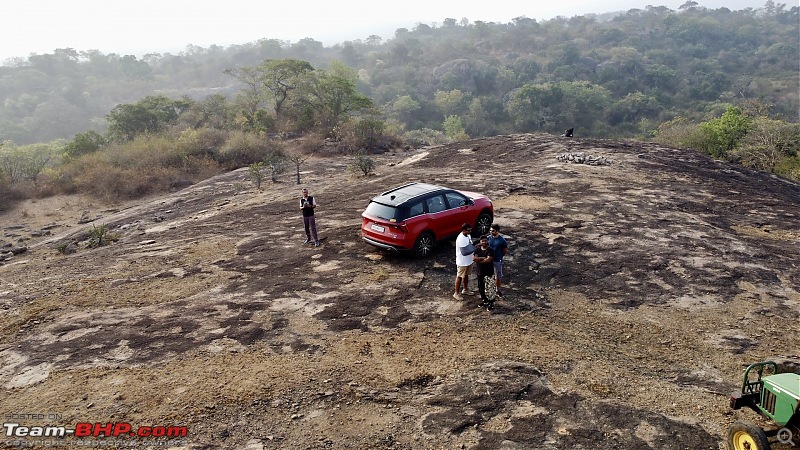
[{"left": 300, "top": 188, "right": 320, "bottom": 247}]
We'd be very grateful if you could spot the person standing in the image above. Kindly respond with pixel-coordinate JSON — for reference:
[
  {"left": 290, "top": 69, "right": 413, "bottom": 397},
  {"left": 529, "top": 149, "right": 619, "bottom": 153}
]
[
  {"left": 300, "top": 188, "right": 320, "bottom": 247},
  {"left": 453, "top": 223, "right": 474, "bottom": 300},
  {"left": 473, "top": 235, "right": 495, "bottom": 310},
  {"left": 487, "top": 224, "right": 509, "bottom": 298}
]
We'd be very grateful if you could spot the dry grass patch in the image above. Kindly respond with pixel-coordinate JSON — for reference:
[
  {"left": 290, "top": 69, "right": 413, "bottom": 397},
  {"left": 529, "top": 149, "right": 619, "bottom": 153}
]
[
  {"left": 493, "top": 195, "right": 558, "bottom": 211},
  {"left": 731, "top": 225, "right": 799, "bottom": 242}
]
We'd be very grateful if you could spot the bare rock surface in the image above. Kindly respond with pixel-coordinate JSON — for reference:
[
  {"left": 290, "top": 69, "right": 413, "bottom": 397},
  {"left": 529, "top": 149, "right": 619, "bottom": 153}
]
[{"left": 1, "top": 133, "right": 798, "bottom": 449}]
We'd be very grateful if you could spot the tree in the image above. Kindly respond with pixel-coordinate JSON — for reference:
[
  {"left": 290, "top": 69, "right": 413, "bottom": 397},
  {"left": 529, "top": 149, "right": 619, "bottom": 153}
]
[
  {"left": 506, "top": 81, "right": 611, "bottom": 135},
  {"left": 302, "top": 63, "right": 374, "bottom": 133},
  {"left": 64, "top": 130, "right": 107, "bottom": 159},
  {"left": 463, "top": 97, "right": 496, "bottom": 137},
  {"left": 390, "top": 95, "right": 421, "bottom": 126},
  {"left": 287, "top": 151, "right": 306, "bottom": 185},
  {"left": 223, "top": 65, "right": 266, "bottom": 122},
  {"left": 697, "top": 106, "right": 750, "bottom": 158},
  {"left": 434, "top": 89, "right": 468, "bottom": 117},
  {"left": 119, "top": 55, "right": 153, "bottom": 80},
  {"left": 354, "top": 119, "right": 386, "bottom": 149},
  {"left": 443, "top": 116, "right": 469, "bottom": 142},
  {"left": 107, "top": 95, "right": 192, "bottom": 141},
  {"left": 179, "top": 94, "right": 234, "bottom": 130},
  {"left": 264, "top": 152, "right": 287, "bottom": 182},
  {"left": 260, "top": 59, "right": 314, "bottom": 121}
]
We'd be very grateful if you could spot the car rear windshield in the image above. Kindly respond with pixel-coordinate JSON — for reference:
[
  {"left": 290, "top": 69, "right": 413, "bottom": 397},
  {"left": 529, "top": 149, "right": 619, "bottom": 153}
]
[{"left": 364, "top": 202, "right": 409, "bottom": 222}]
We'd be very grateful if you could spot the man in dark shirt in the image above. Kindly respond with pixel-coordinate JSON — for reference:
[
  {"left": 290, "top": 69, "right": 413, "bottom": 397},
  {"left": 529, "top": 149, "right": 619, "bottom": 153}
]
[
  {"left": 300, "top": 188, "right": 320, "bottom": 247},
  {"left": 487, "top": 224, "right": 509, "bottom": 298},
  {"left": 473, "top": 235, "right": 495, "bottom": 311}
]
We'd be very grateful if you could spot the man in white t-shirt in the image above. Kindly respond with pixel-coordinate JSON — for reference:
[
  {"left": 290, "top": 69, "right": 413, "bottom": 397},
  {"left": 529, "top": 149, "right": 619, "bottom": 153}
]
[{"left": 453, "top": 223, "right": 475, "bottom": 300}]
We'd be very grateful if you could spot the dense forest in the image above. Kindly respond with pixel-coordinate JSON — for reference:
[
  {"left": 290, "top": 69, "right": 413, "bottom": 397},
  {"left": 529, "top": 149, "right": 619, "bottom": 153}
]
[{"left": 0, "top": 1, "right": 798, "bottom": 208}]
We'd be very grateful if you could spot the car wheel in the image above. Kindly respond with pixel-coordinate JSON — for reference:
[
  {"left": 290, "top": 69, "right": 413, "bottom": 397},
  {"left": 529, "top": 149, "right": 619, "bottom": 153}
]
[
  {"left": 473, "top": 213, "right": 492, "bottom": 237},
  {"left": 413, "top": 232, "right": 435, "bottom": 258}
]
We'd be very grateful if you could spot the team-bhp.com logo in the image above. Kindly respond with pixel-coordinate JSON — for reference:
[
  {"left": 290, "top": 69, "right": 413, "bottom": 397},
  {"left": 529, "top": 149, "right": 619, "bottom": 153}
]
[{"left": 4, "top": 421, "right": 188, "bottom": 446}]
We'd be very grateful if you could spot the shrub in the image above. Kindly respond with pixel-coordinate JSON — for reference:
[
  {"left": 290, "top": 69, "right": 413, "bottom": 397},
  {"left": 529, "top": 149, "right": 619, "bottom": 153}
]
[
  {"left": 264, "top": 152, "right": 287, "bottom": 182},
  {"left": 653, "top": 116, "right": 706, "bottom": 149},
  {"left": 354, "top": 119, "right": 385, "bottom": 149},
  {"left": 349, "top": 152, "right": 375, "bottom": 176},
  {"left": 0, "top": 173, "right": 23, "bottom": 211},
  {"left": 696, "top": 107, "right": 750, "bottom": 158},
  {"left": 64, "top": 131, "right": 107, "bottom": 159},
  {"left": 248, "top": 162, "right": 265, "bottom": 189},
  {"left": 176, "top": 127, "right": 227, "bottom": 160},
  {"left": 298, "top": 132, "right": 325, "bottom": 155},
  {"left": 402, "top": 128, "right": 449, "bottom": 147},
  {"left": 217, "top": 131, "right": 273, "bottom": 169},
  {"left": 732, "top": 117, "right": 800, "bottom": 173},
  {"left": 87, "top": 223, "right": 119, "bottom": 248}
]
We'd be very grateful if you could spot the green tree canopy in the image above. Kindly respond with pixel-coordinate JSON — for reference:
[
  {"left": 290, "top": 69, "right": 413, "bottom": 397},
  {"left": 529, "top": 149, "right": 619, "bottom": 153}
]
[
  {"left": 301, "top": 62, "right": 373, "bottom": 133},
  {"left": 697, "top": 106, "right": 750, "bottom": 158},
  {"left": 107, "top": 95, "right": 192, "bottom": 141},
  {"left": 260, "top": 59, "right": 314, "bottom": 120}
]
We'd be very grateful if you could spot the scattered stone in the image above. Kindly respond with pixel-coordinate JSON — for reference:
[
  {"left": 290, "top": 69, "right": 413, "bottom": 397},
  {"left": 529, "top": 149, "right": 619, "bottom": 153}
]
[
  {"left": 556, "top": 152, "right": 611, "bottom": 165},
  {"left": 77, "top": 212, "right": 93, "bottom": 224},
  {"left": 9, "top": 246, "right": 27, "bottom": 255}
]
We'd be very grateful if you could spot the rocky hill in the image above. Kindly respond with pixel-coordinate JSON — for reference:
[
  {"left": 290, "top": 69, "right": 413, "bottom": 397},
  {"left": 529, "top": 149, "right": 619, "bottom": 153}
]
[{"left": 1, "top": 133, "right": 799, "bottom": 449}]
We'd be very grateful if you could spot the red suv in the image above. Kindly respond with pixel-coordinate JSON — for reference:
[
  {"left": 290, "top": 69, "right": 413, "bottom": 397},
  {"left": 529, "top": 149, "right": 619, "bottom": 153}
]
[{"left": 361, "top": 182, "right": 494, "bottom": 257}]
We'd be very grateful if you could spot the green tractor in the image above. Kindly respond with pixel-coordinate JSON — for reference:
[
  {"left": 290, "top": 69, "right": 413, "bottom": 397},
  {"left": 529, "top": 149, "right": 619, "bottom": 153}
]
[{"left": 728, "top": 361, "right": 800, "bottom": 450}]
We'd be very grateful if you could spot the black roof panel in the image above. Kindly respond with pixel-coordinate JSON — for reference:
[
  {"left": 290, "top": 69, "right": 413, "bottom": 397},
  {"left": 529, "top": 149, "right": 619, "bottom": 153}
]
[{"left": 372, "top": 182, "right": 447, "bottom": 206}]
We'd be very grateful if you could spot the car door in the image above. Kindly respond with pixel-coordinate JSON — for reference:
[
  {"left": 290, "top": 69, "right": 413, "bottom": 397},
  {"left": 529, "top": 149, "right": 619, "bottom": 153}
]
[
  {"left": 440, "top": 191, "right": 470, "bottom": 238},
  {"left": 423, "top": 194, "right": 448, "bottom": 236}
]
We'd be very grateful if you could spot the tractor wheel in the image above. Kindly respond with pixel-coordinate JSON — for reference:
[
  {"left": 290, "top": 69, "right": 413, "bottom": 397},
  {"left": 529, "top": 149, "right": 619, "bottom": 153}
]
[{"left": 727, "top": 421, "right": 771, "bottom": 450}]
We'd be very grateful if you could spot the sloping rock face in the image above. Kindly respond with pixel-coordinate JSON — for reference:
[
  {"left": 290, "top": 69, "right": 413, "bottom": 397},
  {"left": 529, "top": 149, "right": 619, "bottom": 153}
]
[{"left": 0, "top": 133, "right": 798, "bottom": 449}]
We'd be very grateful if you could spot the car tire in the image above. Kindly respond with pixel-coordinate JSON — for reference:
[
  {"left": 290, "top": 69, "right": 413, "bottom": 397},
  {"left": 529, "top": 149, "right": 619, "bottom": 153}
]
[
  {"left": 473, "top": 212, "right": 493, "bottom": 237},
  {"left": 413, "top": 232, "right": 435, "bottom": 258}
]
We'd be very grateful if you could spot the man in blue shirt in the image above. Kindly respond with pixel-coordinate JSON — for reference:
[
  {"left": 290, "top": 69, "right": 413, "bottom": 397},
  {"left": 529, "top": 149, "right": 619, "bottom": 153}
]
[{"left": 487, "top": 224, "right": 509, "bottom": 298}]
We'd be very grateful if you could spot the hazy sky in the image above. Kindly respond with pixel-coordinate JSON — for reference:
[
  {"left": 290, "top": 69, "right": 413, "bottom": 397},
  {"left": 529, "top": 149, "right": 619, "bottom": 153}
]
[{"left": 2, "top": 0, "right": 769, "bottom": 61}]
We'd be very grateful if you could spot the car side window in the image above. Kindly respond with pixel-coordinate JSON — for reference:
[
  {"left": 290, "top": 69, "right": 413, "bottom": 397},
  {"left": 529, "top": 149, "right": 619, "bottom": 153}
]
[
  {"left": 426, "top": 195, "right": 446, "bottom": 214},
  {"left": 408, "top": 201, "right": 424, "bottom": 218},
  {"left": 444, "top": 192, "right": 468, "bottom": 209}
]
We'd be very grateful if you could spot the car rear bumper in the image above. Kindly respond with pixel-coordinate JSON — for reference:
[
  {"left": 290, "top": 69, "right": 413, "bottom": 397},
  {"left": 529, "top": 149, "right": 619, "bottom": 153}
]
[{"left": 361, "top": 236, "right": 408, "bottom": 253}]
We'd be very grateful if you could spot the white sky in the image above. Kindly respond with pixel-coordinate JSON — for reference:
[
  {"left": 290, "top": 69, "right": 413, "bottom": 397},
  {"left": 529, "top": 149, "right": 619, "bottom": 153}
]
[{"left": 2, "top": 0, "right": 769, "bottom": 61}]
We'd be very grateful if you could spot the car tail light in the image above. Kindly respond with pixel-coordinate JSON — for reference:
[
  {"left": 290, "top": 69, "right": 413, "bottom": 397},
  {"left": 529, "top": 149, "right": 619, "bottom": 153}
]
[{"left": 389, "top": 223, "right": 408, "bottom": 233}]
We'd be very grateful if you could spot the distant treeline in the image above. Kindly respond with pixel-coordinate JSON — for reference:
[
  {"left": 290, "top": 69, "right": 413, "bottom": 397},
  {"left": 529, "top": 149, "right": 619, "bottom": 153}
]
[
  {"left": 1, "top": 2, "right": 799, "bottom": 210},
  {"left": 0, "top": 2, "right": 796, "bottom": 145}
]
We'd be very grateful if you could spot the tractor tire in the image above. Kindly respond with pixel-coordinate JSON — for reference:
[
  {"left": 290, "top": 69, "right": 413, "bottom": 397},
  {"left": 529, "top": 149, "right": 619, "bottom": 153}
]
[
  {"left": 727, "top": 421, "right": 771, "bottom": 450},
  {"left": 413, "top": 232, "right": 435, "bottom": 258}
]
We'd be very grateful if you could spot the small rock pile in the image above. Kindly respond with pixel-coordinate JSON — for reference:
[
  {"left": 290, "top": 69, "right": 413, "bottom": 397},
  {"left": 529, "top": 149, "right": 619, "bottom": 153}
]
[
  {"left": 0, "top": 241, "right": 27, "bottom": 263},
  {"left": 556, "top": 152, "right": 611, "bottom": 166}
]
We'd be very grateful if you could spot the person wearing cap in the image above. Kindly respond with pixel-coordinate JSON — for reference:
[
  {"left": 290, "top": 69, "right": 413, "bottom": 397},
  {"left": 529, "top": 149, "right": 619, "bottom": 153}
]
[
  {"left": 453, "top": 223, "right": 474, "bottom": 300},
  {"left": 300, "top": 188, "right": 320, "bottom": 247},
  {"left": 487, "top": 223, "right": 509, "bottom": 298}
]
